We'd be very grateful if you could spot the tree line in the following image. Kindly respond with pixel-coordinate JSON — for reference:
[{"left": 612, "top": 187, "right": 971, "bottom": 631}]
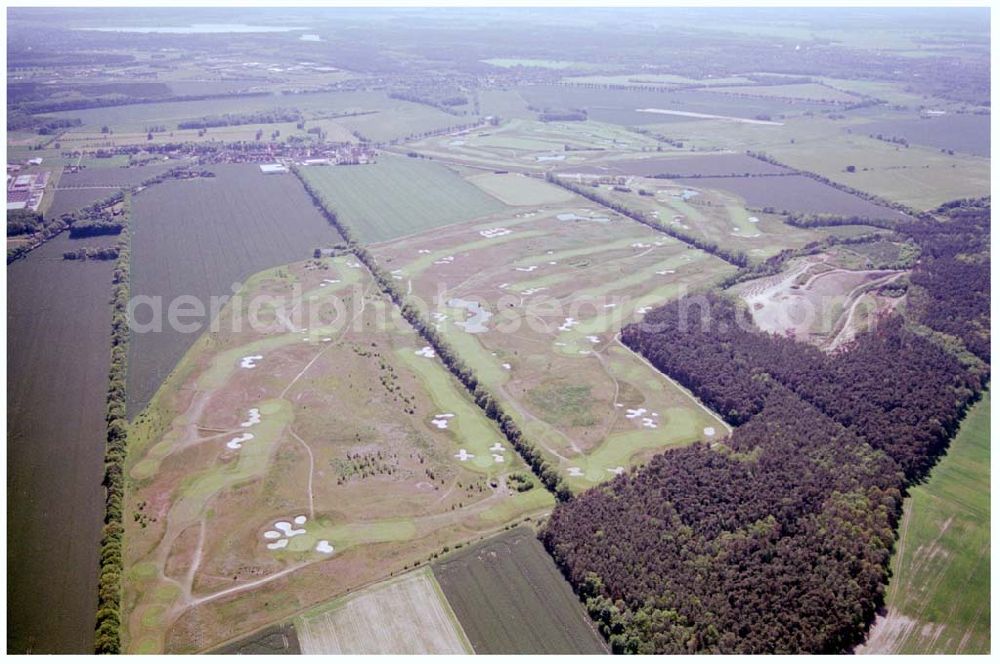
[
  {"left": 94, "top": 193, "right": 133, "bottom": 654},
  {"left": 539, "top": 198, "right": 990, "bottom": 653},
  {"left": 294, "top": 167, "right": 573, "bottom": 501}
]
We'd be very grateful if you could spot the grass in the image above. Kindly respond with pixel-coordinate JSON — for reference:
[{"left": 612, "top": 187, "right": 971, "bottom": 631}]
[
  {"left": 432, "top": 526, "right": 607, "bottom": 654},
  {"left": 864, "top": 390, "right": 990, "bottom": 654},
  {"left": 467, "top": 173, "right": 576, "bottom": 206},
  {"left": 298, "top": 156, "right": 507, "bottom": 243}
]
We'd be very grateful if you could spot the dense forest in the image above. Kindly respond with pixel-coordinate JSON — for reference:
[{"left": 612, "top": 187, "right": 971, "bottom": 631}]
[{"left": 540, "top": 198, "right": 990, "bottom": 653}]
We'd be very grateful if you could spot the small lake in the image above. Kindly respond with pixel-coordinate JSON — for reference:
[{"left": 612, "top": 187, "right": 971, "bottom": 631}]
[
  {"left": 76, "top": 23, "right": 306, "bottom": 34},
  {"left": 448, "top": 298, "right": 492, "bottom": 334}
]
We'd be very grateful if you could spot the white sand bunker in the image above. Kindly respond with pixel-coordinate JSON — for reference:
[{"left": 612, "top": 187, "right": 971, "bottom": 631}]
[
  {"left": 586, "top": 335, "right": 601, "bottom": 343},
  {"left": 641, "top": 418, "right": 658, "bottom": 429},
  {"left": 480, "top": 227, "right": 512, "bottom": 238},
  {"left": 418, "top": 249, "right": 431, "bottom": 254},
  {"left": 492, "top": 454, "right": 505, "bottom": 463},
  {"left": 625, "top": 408, "right": 648, "bottom": 419},
  {"left": 497, "top": 282, "right": 509, "bottom": 289},
  {"left": 520, "top": 287, "right": 546, "bottom": 295},
  {"left": 322, "top": 278, "right": 341, "bottom": 285},
  {"left": 433, "top": 255, "right": 455, "bottom": 265},
  {"left": 748, "top": 216, "right": 760, "bottom": 223},
  {"left": 632, "top": 242, "right": 651, "bottom": 249},
  {"left": 275, "top": 520, "right": 307, "bottom": 537},
  {"left": 515, "top": 265, "right": 538, "bottom": 272},
  {"left": 432, "top": 312, "right": 448, "bottom": 322},
  {"left": 655, "top": 269, "right": 677, "bottom": 276},
  {"left": 567, "top": 467, "right": 584, "bottom": 477},
  {"left": 226, "top": 433, "right": 254, "bottom": 450},
  {"left": 704, "top": 427, "right": 716, "bottom": 437},
  {"left": 294, "top": 515, "right": 307, "bottom": 525},
  {"left": 578, "top": 350, "right": 590, "bottom": 355},
  {"left": 455, "top": 449, "right": 475, "bottom": 461},
  {"left": 501, "top": 363, "right": 511, "bottom": 370},
  {"left": 240, "top": 355, "right": 264, "bottom": 369},
  {"left": 490, "top": 442, "right": 505, "bottom": 452},
  {"left": 607, "top": 466, "right": 625, "bottom": 475},
  {"left": 322, "top": 337, "right": 332, "bottom": 342},
  {"left": 346, "top": 261, "right": 361, "bottom": 269},
  {"left": 315, "top": 540, "right": 334, "bottom": 554},
  {"left": 548, "top": 261, "right": 558, "bottom": 265},
  {"left": 603, "top": 303, "right": 616, "bottom": 309},
  {"left": 431, "top": 413, "right": 454, "bottom": 429},
  {"left": 558, "top": 317, "right": 578, "bottom": 332},
  {"left": 240, "top": 408, "right": 261, "bottom": 427},
  {"left": 636, "top": 306, "right": 653, "bottom": 315},
  {"left": 415, "top": 346, "right": 436, "bottom": 358},
  {"left": 267, "top": 539, "right": 289, "bottom": 550}
]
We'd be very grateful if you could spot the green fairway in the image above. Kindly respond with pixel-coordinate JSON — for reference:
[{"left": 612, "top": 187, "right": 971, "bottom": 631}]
[
  {"left": 298, "top": 156, "right": 508, "bottom": 243},
  {"left": 863, "top": 390, "right": 990, "bottom": 654}
]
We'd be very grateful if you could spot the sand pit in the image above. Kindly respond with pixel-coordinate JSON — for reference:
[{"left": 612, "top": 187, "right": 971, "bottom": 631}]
[
  {"left": 431, "top": 413, "right": 454, "bottom": 429},
  {"left": 520, "top": 287, "right": 546, "bottom": 295},
  {"left": 240, "top": 408, "right": 262, "bottom": 427},
  {"left": 418, "top": 249, "right": 431, "bottom": 254},
  {"left": 607, "top": 466, "right": 625, "bottom": 475},
  {"left": 625, "top": 408, "right": 647, "bottom": 419},
  {"left": 433, "top": 256, "right": 455, "bottom": 265},
  {"left": 480, "top": 227, "right": 512, "bottom": 239},
  {"left": 558, "top": 317, "right": 578, "bottom": 332},
  {"left": 267, "top": 539, "right": 289, "bottom": 550},
  {"left": 275, "top": 520, "right": 307, "bottom": 537},
  {"left": 515, "top": 265, "right": 538, "bottom": 272},
  {"left": 264, "top": 530, "right": 281, "bottom": 539},
  {"left": 448, "top": 298, "right": 492, "bottom": 334},
  {"left": 240, "top": 355, "right": 264, "bottom": 369},
  {"left": 567, "top": 467, "right": 584, "bottom": 477},
  {"left": 636, "top": 306, "right": 653, "bottom": 315},
  {"left": 586, "top": 336, "right": 601, "bottom": 343},
  {"left": 501, "top": 363, "right": 511, "bottom": 370},
  {"left": 294, "top": 515, "right": 307, "bottom": 525},
  {"left": 492, "top": 454, "right": 505, "bottom": 463},
  {"left": 454, "top": 449, "right": 475, "bottom": 461},
  {"left": 226, "top": 433, "right": 254, "bottom": 450},
  {"left": 315, "top": 540, "right": 334, "bottom": 554},
  {"left": 489, "top": 442, "right": 505, "bottom": 453},
  {"left": 415, "top": 346, "right": 436, "bottom": 358},
  {"left": 703, "top": 427, "right": 716, "bottom": 437}
]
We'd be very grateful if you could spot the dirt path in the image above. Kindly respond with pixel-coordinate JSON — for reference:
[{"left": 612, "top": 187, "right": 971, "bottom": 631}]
[{"left": 290, "top": 430, "right": 317, "bottom": 519}]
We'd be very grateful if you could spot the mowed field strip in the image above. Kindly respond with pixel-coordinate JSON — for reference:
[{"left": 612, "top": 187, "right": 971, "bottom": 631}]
[
  {"left": 860, "top": 391, "right": 991, "bottom": 654},
  {"left": 295, "top": 567, "right": 472, "bottom": 654},
  {"left": 123, "top": 257, "right": 553, "bottom": 653}
]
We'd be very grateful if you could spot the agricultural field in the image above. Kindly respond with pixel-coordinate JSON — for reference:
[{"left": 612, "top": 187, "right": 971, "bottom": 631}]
[
  {"left": 372, "top": 196, "right": 734, "bottom": 490},
  {"left": 433, "top": 527, "right": 608, "bottom": 654},
  {"left": 516, "top": 85, "right": 838, "bottom": 126},
  {"left": 730, "top": 253, "right": 908, "bottom": 349},
  {"left": 122, "top": 257, "right": 553, "bottom": 653},
  {"left": 856, "top": 114, "right": 990, "bottom": 157},
  {"left": 705, "top": 82, "right": 862, "bottom": 103},
  {"left": 57, "top": 161, "right": 181, "bottom": 188},
  {"left": 7, "top": 234, "right": 118, "bottom": 653},
  {"left": 294, "top": 568, "right": 472, "bottom": 654},
  {"left": 860, "top": 391, "right": 990, "bottom": 654},
  {"left": 297, "top": 156, "right": 507, "bottom": 243},
  {"left": 45, "top": 90, "right": 460, "bottom": 142},
  {"left": 126, "top": 164, "right": 342, "bottom": 416}
]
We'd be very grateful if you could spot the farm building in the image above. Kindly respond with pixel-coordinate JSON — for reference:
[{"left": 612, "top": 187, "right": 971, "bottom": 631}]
[{"left": 259, "top": 164, "right": 289, "bottom": 174}]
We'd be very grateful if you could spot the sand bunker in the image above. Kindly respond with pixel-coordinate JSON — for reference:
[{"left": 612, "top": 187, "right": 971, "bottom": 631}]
[
  {"left": 226, "top": 433, "right": 254, "bottom": 450},
  {"left": 454, "top": 449, "right": 475, "bottom": 461},
  {"left": 415, "top": 346, "right": 436, "bottom": 358},
  {"left": 315, "top": 540, "right": 334, "bottom": 554},
  {"left": 501, "top": 363, "right": 511, "bottom": 370},
  {"left": 240, "top": 408, "right": 261, "bottom": 427},
  {"left": 294, "top": 515, "right": 307, "bottom": 525},
  {"left": 704, "top": 427, "right": 716, "bottom": 437},
  {"left": 607, "top": 466, "right": 625, "bottom": 475},
  {"left": 480, "top": 227, "right": 512, "bottom": 239},
  {"left": 418, "top": 249, "right": 431, "bottom": 254},
  {"left": 431, "top": 413, "right": 454, "bottom": 429},
  {"left": 267, "top": 539, "right": 289, "bottom": 550},
  {"left": 558, "top": 317, "right": 578, "bottom": 332},
  {"left": 632, "top": 242, "right": 651, "bottom": 249},
  {"left": 515, "top": 265, "right": 538, "bottom": 272},
  {"left": 520, "top": 287, "right": 546, "bottom": 295},
  {"left": 586, "top": 335, "right": 601, "bottom": 343},
  {"left": 275, "top": 520, "right": 307, "bottom": 537},
  {"left": 240, "top": 355, "right": 264, "bottom": 369},
  {"left": 636, "top": 306, "right": 653, "bottom": 315},
  {"left": 490, "top": 442, "right": 505, "bottom": 453},
  {"left": 492, "top": 454, "right": 505, "bottom": 463},
  {"left": 567, "top": 467, "right": 584, "bottom": 477},
  {"left": 264, "top": 530, "right": 281, "bottom": 539},
  {"left": 433, "top": 256, "right": 455, "bottom": 265}
]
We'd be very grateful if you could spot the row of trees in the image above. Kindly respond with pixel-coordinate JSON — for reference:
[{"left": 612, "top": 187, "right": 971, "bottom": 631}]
[
  {"left": 294, "top": 167, "right": 572, "bottom": 501},
  {"left": 176, "top": 108, "right": 302, "bottom": 130},
  {"left": 95, "top": 193, "right": 133, "bottom": 654},
  {"left": 540, "top": 198, "right": 990, "bottom": 652},
  {"left": 546, "top": 173, "right": 750, "bottom": 267},
  {"left": 63, "top": 246, "right": 120, "bottom": 261}
]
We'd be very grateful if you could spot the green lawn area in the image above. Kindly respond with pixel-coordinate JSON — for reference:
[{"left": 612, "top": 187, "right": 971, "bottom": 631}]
[
  {"left": 298, "top": 156, "right": 508, "bottom": 243},
  {"left": 869, "top": 390, "right": 990, "bottom": 653}
]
